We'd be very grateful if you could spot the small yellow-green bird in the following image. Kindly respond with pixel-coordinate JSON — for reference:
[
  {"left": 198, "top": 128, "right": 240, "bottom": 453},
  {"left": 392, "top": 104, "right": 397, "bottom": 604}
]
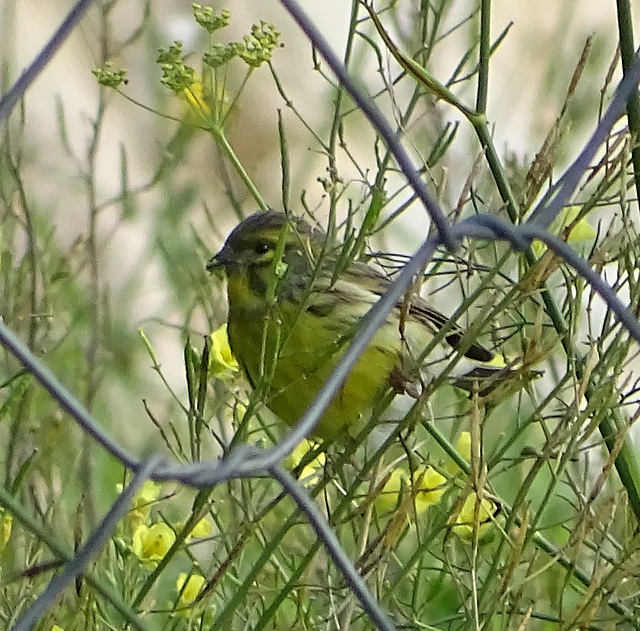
[{"left": 207, "top": 210, "right": 509, "bottom": 439}]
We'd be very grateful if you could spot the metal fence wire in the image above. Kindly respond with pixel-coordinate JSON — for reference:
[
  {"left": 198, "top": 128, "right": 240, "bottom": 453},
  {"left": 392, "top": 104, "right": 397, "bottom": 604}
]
[{"left": 3, "top": 1, "right": 640, "bottom": 630}]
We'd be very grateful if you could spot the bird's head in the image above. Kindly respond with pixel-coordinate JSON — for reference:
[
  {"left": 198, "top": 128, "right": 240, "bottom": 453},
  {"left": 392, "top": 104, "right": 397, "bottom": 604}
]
[{"left": 207, "top": 211, "right": 328, "bottom": 305}]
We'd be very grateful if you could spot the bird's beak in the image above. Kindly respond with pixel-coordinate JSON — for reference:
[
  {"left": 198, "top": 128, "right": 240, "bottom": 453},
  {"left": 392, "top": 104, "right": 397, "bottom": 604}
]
[{"left": 206, "top": 243, "right": 233, "bottom": 273}]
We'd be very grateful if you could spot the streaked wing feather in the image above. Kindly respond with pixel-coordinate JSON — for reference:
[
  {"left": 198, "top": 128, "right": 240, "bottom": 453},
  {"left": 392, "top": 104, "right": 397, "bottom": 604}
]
[{"left": 342, "top": 260, "right": 494, "bottom": 363}]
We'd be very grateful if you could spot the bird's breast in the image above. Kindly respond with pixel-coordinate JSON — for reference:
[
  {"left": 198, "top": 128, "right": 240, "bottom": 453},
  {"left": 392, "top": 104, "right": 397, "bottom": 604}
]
[{"left": 226, "top": 288, "right": 403, "bottom": 439}]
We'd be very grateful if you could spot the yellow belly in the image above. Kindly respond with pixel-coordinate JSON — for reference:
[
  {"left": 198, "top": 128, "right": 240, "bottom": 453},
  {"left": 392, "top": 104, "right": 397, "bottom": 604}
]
[{"left": 227, "top": 281, "right": 400, "bottom": 439}]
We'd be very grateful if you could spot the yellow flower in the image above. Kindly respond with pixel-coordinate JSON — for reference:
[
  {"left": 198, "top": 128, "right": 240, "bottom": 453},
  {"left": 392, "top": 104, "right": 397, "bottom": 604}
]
[
  {"left": 176, "top": 572, "right": 206, "bottom": 605},
  {"left": 189, "top": 517, "right": 212, "bottom": 539},
  {"left": 132, "top": 480, "right": 162, "bottom": 511},
  {"left": 374, "top": 468, "right": 408, "bottom": 513},
  {"left": 209, "top": 324, "right": 239, "bottom": 377},
  {"left": 132, "top": 523, "right": 176, "bottom": 565},
  {"left": 285, "top": 439, "right": 320, "bottom": 468},
  {"left": 446, "top": 431, "right": 472, "bottom": 475},
  {"left": 284, "top": 439, "right": 326, "bottom": 487},
  {"left": 0, "top": 510, "right": 12, "bottom": 551},
  {"left": 117, "top": 480, "right": 162, "bottom": 530},
  {"left": 456, "top": 432, "right": 472, "bottom": 462},
  {"left": 375, "top": 465, "right": 447, "bottom": 517},
  {"left": 175, "top": 517, "right": 213, "bottom": 541},
  {"left": 183, "top": 81, "right": 211, "bottom": 115},
  {"left": 533, "top": 205, "right": 596, "bottom": 255},
  {"left": 411, "top": 466, "right": 447, "bottom": 515},
  {"left": 51, "top": 626, "right": 65, "bottom": 631},
  {"left": 451, "top": 492, "right": 500, "bottom": 542}
]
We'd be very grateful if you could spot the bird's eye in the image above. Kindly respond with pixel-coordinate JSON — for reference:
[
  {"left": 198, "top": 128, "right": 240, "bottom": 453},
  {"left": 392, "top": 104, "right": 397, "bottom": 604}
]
[{"left": 253, "top": 241, "right": 272, "bottom": 255}]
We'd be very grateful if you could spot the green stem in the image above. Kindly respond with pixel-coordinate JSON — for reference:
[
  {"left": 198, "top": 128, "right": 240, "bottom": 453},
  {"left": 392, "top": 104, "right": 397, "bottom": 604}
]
[
  {"left": 472, "top": 120, "right": 522, "bottom": 221},
  {"left": 615, "top": 0, "right": 640, "bottom": 202},
  {"left": 210, "top": 126, "right": 268, "bottom": 210},
  {"left": 476, "top": 0, "right": 491, "bottom": 114}
]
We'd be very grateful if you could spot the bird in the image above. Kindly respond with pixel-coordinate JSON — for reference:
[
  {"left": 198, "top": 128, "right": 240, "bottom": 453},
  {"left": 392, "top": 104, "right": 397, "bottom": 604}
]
[{"left": 207, "top": 210, "right": 514, "bottom": 440}]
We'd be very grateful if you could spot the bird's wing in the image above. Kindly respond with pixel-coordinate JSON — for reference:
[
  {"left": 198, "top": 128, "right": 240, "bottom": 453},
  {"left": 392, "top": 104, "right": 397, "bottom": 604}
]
[{"left": 342, "top": 260, "right": 494, "bottom": 363}]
